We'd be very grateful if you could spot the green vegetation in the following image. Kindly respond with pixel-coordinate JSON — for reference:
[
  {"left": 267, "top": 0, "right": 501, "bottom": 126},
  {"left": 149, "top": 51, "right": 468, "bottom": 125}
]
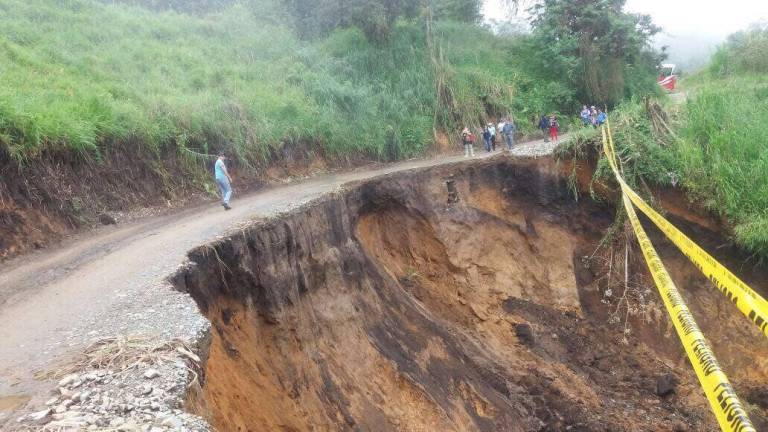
[
  {"left": 566, "top": 24, "right": 768, "bottom": 259},
  {"left": 0, "top": 0, "right": 512, "bottom": 164},
  {"left": 674, "top": 59, "right": 768, "bottom": 258},
  {"left": 527, "top": 0, "right": 663, "bottom": 106},
  {"left": 0, "top": 0, "right": 662, "bottom": 168}
]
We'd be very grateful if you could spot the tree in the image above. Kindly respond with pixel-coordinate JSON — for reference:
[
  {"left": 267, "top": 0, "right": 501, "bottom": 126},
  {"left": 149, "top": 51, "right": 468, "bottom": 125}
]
[
  {"left": 529, "top": 0, "right": 662, "bottom": 106},
  {"left": 428, "top": 0, "right": 481, "bottom": 23},
  {"left": 288, "top": 0, "right": 421, "bottom": 42},
  {"left": 100, "top": 0, "right": 235, "bottom": 14},
  {"left": 287, "top": 0, "right": 485, "bottom": 42}
]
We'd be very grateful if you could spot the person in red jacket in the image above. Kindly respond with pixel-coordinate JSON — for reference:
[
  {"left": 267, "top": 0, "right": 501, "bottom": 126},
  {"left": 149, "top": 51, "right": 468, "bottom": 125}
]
[
  {"left": 549, "top": 114, "right": 559, "bottom": 142},
  {"left": 460, "top": 127, "right": 475, "bottom": 157}
]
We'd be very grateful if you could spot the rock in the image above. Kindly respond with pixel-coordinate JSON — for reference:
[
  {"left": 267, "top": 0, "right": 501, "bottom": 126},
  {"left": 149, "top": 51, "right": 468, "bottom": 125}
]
[
  {"left": 59, "top": 387, "right": 75, "bottom": 399},
  {"left": 515, "top": 323, "right": 535, "bottom": 345},
  {"left": 119, "top": 420, "right": 141, "bottom": 431},
  {"left": 161, "top": 415, "right": 183, "bottom": 429},
  {"left": 656, "top": 373, "right": 678, "bottom": 397},
  {"left": 109, "top": 416, "right": 125, "bottom": 427},
  {"left": 52, "top": 411, "right": 84, "bottom": 421},
  {"left": 48, "top": 419, "right": 88, "bottom": 428},
  {"left": 140, "top": 385, "right": 153, "bottom": 396},
  {"left": 55, "top": 405, "right": 68, "bottom": 414},
  {"left": 45, "top": 397, "right": 59, "bottom": 406},
  {"left": 58, "top": 374, "right": 79, "bottom": 387},
  {"left": 28, "top": 408, "right": 52, "bottom": 424},
  {"left": 143, "top": 369, "right": 161, "bottom": 379},
  {"left": 99, "top": 213, "right": 117, "bottom": 225}
]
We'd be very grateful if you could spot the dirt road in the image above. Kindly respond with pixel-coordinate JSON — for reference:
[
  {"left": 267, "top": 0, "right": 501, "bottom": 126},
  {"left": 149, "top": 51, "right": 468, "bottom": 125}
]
[{"left": 0, "top": 140, "right": 559, "bottom": 408}]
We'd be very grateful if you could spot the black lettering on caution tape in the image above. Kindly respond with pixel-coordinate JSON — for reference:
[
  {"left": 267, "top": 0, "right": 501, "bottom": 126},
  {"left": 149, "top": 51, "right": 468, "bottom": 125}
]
[
  {"left": 677, "top": 309, "right": 698, "bottom": 336},
  {"left": 714, "top": 383, "right": 756, "bottom": 432},
  {"left": 691, "top": 338, "right": 722, "bottom": 376}
]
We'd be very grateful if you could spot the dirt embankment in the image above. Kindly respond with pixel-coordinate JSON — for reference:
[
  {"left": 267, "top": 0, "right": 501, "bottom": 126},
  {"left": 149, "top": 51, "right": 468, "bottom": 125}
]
[
  {"left": 0, "top": 140, "right": 345, "bottom": 261},
  {"left": 173, "top": 157, "right": 768, "bottom": 431}
]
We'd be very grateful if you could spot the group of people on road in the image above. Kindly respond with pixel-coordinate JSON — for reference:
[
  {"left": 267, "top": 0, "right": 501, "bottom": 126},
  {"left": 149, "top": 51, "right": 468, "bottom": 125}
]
[
  {"left": 537, "top": 114, "right": 559, "bottom": 143},
  {"left": 461, "top": 118, "right": 518, "bottom": 157},
  {"left": 217, "top": 105, "right": 608, "bottom": 208},
  {"left": 580, "top": 105, "right": 607, "bottom": 127}
]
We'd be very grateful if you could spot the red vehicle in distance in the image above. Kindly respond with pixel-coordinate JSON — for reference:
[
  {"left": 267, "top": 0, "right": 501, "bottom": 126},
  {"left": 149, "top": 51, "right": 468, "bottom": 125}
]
[{"left": 658, "top": 63, "right": 677, "bottom": 91}]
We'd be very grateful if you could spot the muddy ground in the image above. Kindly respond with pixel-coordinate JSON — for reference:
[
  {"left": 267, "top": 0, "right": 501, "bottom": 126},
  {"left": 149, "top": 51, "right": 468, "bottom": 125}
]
[{"left": 175, "top": 157, "right": 768, "bottom": 431}]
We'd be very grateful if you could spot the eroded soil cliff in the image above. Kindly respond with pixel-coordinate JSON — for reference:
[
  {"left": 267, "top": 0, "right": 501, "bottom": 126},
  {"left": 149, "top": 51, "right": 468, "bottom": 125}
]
[{"left": 174, "top": 157, "right": 768, "bottom": 431}]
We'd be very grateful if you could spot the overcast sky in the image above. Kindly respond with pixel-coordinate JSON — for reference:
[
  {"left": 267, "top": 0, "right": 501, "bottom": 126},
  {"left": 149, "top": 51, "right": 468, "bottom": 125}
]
[
  {"left": 483, "top": 0, "right": 768, "bottom": 37},
  {"left": 625, "top": 0, "right": 768, "bottom": 37}
]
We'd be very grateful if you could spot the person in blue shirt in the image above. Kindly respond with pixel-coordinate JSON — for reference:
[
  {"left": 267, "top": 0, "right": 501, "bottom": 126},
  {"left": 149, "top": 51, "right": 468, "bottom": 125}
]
[
  {"left": 214, "top": 153, "right": 233, "bottom": 210},
  {"left": 580, "top": 105, "right": 591, "bottom": 126},
  {"left": 482, "top": 126, "right": 492, "bottom": 152},
  {"left": 597, "top": 109, "right": 607, "bottom": 126},
  {"left": 488, "top": 123, "right": 497, "bottom": 151},
  {"left": 502, "top": 118, "right": 516, "bottom": 151},
  {"left": 538, "top": 114, "right": 550, "bottom": 142}
]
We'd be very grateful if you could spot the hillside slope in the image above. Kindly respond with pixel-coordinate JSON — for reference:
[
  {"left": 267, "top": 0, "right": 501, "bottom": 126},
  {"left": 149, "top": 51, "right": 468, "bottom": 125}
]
[{"left": 0, "top": 0, "right": 536, "bottom": 258}]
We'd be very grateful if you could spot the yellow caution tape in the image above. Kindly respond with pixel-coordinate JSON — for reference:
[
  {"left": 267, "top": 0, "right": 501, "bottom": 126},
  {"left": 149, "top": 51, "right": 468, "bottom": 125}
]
[
  {"left": 602, "top": 123, "right": 768, "bottom": 337},
  {"left": 602, "top": 127, "right": 756, "bottom": 432}
]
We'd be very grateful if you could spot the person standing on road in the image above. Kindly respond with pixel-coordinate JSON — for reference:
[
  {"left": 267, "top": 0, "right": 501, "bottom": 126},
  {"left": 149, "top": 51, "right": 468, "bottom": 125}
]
[
  {"left": 538, "top": 114, "right": 550, "bottom": 142},
  {"left": 549, "top": 114, "right": 559, "bottom": 142},
  {"left": 597, "top": 109, "right": 607, "bottom": 126},
  {"left": 215, "top": 153, "right": 233, "bottom": 210},
  {"left": 488, "top": 123, "right": 497, "bottom": 151},
  {"left": 461, "top": 127, "right": 475, "bottom": 157},
  {"left": 580, "top": 105, "right": 591, "bottom": 126},
  {"left": 502, "top": 118, "right": 516, "bottom": 151},
  {"left": 482, "top": 125, "right": 492, "bottom": 153}
]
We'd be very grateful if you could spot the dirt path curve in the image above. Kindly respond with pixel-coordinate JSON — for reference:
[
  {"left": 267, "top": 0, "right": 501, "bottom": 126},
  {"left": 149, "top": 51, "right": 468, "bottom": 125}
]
[{"left": 0, "top": 137, "right": 560, "bottom": 407}]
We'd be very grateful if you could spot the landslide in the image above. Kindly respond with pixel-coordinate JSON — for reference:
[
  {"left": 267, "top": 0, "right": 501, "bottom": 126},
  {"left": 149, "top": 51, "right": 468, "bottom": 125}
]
[{"left": 174, "top": 157, "right": 768, "bottom": 431}]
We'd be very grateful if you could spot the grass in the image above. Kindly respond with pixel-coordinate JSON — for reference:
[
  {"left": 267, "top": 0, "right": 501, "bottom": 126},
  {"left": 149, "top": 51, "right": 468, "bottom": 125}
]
[
  {"left": 673, "top": 75, "right": 768, "bottom": 256},
  {"left": 670, "top": 28, "right": 768, "bottom": 257},
  {"left": 561, "top": 72, "right": 768, "bottom": 259},
  {"left": 0, "top": 0, "right": 548, "bottom": 166}
]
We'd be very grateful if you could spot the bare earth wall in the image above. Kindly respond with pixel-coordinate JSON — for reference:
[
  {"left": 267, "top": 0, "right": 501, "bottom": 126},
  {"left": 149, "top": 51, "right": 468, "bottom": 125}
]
[{"left": 173, "top": 158, "right": 768, "bottom": 431}]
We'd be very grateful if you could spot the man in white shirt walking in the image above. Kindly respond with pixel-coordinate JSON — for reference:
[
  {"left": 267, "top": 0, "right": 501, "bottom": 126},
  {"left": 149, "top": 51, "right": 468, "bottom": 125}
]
[{"left": 214, "top": 153, "right": 234, "bottom": 210}]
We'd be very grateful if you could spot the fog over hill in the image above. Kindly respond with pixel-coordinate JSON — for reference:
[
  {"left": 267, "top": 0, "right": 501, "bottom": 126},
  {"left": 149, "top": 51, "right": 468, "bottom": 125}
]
[{"left": 654, "top": 32, "right": 724, "bottom": 72}]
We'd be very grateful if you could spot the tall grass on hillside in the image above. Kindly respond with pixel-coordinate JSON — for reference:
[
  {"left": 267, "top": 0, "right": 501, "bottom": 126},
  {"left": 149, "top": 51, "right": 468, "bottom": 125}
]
[
  {"left": 585, "top": 80, "right": 768, "bottom": 259},
  {"left": 674, "top": 76, "right": 768, "bottom": 256},
  {"left": 709, "top": 25, "right": 768, "bottom": 76},
  {"left": 0, "top": 0, "right": 533, "bottom": 166}
]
